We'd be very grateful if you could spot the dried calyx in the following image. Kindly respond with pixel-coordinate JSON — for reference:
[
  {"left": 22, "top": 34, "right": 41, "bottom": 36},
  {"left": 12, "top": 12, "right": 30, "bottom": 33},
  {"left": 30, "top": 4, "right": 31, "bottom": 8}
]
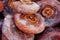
[
  {"left": 8, "top": 0, "right": 40, "bottom": 14},
  {"left": 20, "top": 0, "right": 33, "bottom": 4},
  {"left": 14, "top": 13, "right": 45, "bottom": 34},
  {"left": 42, "top": 6, "right": 54, "bottom": 18},
  {"left": 20, "top": 14, "right": 41, "bottom": 26}
]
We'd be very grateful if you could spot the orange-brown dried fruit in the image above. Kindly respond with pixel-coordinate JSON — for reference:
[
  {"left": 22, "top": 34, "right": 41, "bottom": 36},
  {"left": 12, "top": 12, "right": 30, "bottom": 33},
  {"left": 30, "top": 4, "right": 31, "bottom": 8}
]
[{"left": 42, "top": 6, "right": 54, "bottom": 18}]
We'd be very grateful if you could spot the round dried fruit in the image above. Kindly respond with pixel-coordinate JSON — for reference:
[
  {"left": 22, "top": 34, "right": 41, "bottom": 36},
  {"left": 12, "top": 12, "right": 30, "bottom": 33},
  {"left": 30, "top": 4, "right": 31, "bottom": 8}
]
[{"left": 14, "top": 13, "right": 45, "bottom": 34}]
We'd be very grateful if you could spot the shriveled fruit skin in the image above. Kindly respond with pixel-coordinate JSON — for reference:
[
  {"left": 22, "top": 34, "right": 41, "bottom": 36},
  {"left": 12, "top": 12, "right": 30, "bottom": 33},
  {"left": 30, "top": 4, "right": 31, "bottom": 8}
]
[
  {"left": 9, "top": 1, "right": 40, "bottom": 14},
  {"left": 38, "top": 0, "right": 60, "bottom": 27},
  {"left": 14, "top": 13, "right": 45, "bottom": 34},
  {"left": 2, "top": 15, "right": 34, "bottom": 40}
]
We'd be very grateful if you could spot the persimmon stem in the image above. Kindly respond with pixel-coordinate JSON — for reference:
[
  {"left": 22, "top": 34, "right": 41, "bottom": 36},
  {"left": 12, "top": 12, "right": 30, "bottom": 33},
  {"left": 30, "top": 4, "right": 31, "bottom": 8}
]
[
  {"left": 20, "top": 0, "right": 32, "bottom": 4},
  {"left": 42, "top": 7, "right": 54, "bottom": 18}
]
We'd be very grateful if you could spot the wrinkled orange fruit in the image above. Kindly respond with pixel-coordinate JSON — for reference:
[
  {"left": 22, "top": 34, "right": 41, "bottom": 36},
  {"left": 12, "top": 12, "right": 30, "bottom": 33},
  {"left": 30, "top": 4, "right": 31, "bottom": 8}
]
[
  {"left": 42, "top": 6, "right": 54, "bottom": 18},
  {"left": 14, "top": 13, "right": 45, "bottom": 34}
]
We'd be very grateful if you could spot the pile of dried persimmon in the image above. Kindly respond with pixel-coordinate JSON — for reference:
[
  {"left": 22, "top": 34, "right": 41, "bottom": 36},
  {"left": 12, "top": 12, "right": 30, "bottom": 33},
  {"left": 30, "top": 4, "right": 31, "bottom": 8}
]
[{"left": 0, "top": 0, "right": 60, "bottom": 40}]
